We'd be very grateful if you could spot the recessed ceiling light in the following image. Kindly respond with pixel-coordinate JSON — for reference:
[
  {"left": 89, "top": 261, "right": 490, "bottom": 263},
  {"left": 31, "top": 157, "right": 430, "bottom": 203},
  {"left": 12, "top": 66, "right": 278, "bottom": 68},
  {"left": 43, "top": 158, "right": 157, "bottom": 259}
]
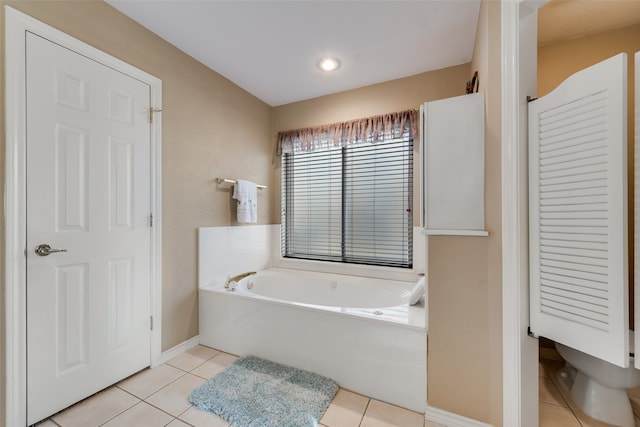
[{"left": 318, "top": 57, "right": 341, "bottom": 72}]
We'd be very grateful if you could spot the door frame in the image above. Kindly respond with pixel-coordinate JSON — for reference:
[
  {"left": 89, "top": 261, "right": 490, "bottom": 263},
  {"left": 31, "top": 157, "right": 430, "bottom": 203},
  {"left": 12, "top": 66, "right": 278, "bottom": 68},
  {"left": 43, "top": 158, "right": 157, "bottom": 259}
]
[
  {"left": 501, "top": 1, "right": 547, "bottom": 426},
  {"left": 4, "top": 6, "right": 163, "bottom": 426}
]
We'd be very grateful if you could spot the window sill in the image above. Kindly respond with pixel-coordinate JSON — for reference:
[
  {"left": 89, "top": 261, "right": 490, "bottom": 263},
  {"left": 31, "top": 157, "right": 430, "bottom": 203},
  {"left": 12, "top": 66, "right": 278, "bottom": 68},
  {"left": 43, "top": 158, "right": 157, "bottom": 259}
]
[
  {"left": 421, "top": 228, "right": 489, "bottom": 237},
  {"left": 273, "top": 257, "right": 420, "bottom": 282}
]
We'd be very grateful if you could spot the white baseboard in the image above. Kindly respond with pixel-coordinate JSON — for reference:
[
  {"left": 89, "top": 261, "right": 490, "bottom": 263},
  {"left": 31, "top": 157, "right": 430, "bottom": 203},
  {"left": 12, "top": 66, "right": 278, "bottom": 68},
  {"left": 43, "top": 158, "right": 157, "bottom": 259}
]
[
  {"left": 426, "top": 406, "right": 492, "bottom": 427},
  {"left": 158, "top": 335, "right": 200, "bottom": 365}
]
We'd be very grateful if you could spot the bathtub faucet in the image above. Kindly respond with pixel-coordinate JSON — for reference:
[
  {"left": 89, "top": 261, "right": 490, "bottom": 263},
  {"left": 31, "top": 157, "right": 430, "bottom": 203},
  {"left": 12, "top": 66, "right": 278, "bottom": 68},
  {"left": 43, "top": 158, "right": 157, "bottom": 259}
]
[{"left": 225, "top": 271, "right": 257, "bottom": 289}]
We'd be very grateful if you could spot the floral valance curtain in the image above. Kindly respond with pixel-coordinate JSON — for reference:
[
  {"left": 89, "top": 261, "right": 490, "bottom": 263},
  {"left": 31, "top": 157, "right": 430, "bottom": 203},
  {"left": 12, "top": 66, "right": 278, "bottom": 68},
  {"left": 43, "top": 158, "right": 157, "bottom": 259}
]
[{"left": 276, "top": 109, "right": 418, "bottom": 156}]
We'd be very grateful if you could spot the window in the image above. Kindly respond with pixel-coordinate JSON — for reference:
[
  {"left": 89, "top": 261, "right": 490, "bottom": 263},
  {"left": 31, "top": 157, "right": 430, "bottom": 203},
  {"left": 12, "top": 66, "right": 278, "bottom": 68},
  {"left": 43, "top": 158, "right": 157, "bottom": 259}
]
[{"left": 281, "top": 134, "right": 413, "bottom": 268}]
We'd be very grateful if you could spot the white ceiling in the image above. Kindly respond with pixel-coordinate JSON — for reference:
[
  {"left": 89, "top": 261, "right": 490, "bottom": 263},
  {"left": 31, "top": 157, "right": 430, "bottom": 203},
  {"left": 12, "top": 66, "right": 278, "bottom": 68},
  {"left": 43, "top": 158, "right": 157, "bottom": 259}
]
[{"left": 106, "top": 0, "right": 481, "bottom": 106}]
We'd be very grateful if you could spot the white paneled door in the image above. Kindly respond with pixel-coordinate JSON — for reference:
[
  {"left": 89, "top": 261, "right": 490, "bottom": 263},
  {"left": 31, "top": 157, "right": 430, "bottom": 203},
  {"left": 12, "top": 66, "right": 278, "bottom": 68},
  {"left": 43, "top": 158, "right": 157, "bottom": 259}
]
[{"left": 26, "top": 32, "right": 152, "bottom": 424}]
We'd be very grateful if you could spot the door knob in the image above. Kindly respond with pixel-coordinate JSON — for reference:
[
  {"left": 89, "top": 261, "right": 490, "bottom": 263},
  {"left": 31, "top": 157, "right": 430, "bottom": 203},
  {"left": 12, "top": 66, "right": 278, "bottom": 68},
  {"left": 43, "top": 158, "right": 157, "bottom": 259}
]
[{"left": 34, "top": 244, "right": 68, "bottom": 256}]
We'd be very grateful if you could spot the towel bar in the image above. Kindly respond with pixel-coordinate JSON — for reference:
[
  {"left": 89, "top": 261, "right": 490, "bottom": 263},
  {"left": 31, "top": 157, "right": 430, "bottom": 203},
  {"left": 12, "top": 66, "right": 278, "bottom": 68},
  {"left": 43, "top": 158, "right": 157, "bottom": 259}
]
[{"left": 216, "top": 178, "right": 267, "bottom": 189}]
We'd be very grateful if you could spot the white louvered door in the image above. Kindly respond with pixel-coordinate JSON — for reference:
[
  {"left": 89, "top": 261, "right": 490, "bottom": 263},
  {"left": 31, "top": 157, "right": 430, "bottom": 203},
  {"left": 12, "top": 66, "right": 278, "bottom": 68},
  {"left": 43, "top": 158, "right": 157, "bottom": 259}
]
[{"left": 529, "top": 53, "right": 628, "bottom": 368}]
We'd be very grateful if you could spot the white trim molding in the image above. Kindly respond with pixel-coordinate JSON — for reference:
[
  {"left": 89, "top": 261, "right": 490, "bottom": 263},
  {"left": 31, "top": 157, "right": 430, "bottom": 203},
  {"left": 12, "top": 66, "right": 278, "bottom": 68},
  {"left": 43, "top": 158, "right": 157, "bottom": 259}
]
[
  {"left": 4, "top": 7, "right": 28, "bottom": 426},
  {"left": 426, "top": 406, "right": 493, "bottom": 427},
  {"left": 4, "top": 7, "right": 163, "bottom": 426},
  {"left": 501, "top": 1, "right": 547, "bottom": 427},
  {"left": 159, "top": 336, "right": 201, "bottom": 365},
  {"left": 501, "top": 2, "right": 524, "bottom": 426}
]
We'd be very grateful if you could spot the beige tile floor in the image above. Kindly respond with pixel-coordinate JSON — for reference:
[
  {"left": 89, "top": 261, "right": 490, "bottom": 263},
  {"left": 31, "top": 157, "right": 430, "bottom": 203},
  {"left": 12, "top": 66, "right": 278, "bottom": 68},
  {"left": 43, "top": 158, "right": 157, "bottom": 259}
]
[
  {"left": 35, "top": 345, "right": 426, "bottom": 427},
  {"left": 539, "top": 357, "right": 640, "bottom": 426}
]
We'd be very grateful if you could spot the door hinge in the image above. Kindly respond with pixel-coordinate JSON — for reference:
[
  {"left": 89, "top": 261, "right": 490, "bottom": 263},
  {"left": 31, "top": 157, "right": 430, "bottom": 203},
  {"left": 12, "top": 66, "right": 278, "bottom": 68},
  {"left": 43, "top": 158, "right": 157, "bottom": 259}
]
[
  {"left": 149, "top": 107, "right": 162, "bottom": 123},
  {"left": 526, "top": 96, "right": 538, "bottom": 103},
  {"left": 150, "top": 316, "right": 154, "bottom": 331},
  {"left": 150, "top": 213, "right": 154, "bottom": 227}
]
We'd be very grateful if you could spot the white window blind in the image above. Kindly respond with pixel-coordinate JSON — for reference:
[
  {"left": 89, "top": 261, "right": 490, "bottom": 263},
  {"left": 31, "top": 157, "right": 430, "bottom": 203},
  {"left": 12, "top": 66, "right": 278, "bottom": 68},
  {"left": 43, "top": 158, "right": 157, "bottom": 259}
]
[{"left": 282, "top": 137, "right": 413, "bottom": 268}]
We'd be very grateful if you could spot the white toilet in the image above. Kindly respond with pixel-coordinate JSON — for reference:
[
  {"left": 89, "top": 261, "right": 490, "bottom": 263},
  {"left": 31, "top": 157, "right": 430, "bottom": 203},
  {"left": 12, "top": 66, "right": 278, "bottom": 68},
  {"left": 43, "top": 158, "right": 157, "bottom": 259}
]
[{"left": 555, "top": 334, "right": 640, "bottom": 427}]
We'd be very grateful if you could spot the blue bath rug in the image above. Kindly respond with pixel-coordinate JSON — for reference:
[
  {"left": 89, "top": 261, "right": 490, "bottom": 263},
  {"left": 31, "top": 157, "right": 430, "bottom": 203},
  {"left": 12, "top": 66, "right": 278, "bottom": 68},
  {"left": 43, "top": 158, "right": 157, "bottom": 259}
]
[{"left": 188, "top": 355, "right": 339, "bottom": 427}]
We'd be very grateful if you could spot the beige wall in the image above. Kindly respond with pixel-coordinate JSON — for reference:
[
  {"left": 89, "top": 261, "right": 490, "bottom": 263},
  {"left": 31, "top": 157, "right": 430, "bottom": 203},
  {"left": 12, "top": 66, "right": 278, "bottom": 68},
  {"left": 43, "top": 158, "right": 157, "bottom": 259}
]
[
  {"left": 427, "top": 0, "right": 502, "bottom": 424},
  {"left": 538, "top": 23, "right": 640, "bottom": 96},
  {"left": 539, "top": 22, "right": 640, "bottom": 331},
  {"left": 273, "top": 53, "right": 506, "bottom": 424},
  {"left": 273, "top": 63, "right": 471, "bottom": 416},
  {"left": 0, "top": 1, "right": 504, "bottom": 424},
  {"left": 0, "top": 0, "right": 273, "bottom": 370}
]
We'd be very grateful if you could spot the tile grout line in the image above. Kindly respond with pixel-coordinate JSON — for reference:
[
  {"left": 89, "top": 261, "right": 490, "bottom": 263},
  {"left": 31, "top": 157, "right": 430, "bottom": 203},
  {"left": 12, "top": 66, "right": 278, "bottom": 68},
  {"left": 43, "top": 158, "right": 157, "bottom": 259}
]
[
  {"left": 540, "top": 360, "right": 573, "bottom": 409},
  {"left": 567, "top": 406, "right": 586, "bottom": 427},
  {"left": 50, "top": 386, "right": 140, "bottom": 427},
  {"left": 115, "top": 363, "right": 201, "bottom": 424},
  {"left": 96, "top": 400, "right": 144, "bottom": 427},
  {"left": 115, "top": 384, "right": 147, "bottom": 401},
  {"left": 550, "top": 380, "right": 572, "bottom": 408},
  {"left": 142, "top": 388, "right": 195, "bottom": 421},
  {"left": 165, "top": 411, "right": 196, "bottom": 427},
  {"left": 174, "top": 402, "right": 196, "bottom": 421},
  {"left": 115, "top": 362, "right": 190, "bottom": 401},
  {"left": 146, "top": 350, "right": 236, "bottom": 425},
  {"left": 143, "top": 396, "right": 190, "bottom": 424},
  {"left": 539, "top": 359, "right": 584, "bottom": 427},
  {"left": 358, "top": 398, "right": 372, "bottom": 427},
  {"left": 132, "top": 368, "right": 190, "bottom": 401},
  {"left": 165, "top": 347, "right": 222, "bottom": 372}
]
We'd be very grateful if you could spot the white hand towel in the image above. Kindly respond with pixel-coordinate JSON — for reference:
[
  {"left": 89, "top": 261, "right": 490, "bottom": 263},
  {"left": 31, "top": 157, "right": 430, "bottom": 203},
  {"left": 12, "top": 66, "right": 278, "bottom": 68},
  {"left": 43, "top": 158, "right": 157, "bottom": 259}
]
[
  {"left": 408, "top": 276, "right": 426, "bottom": 305},
  {"left": 232, "top": 180, "right": 257, "bottom": 223}
]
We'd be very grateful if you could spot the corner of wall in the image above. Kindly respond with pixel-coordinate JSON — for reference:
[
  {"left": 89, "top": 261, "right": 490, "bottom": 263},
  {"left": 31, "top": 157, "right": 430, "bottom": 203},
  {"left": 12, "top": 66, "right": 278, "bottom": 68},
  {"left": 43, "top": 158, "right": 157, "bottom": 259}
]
[{"left": 426, "top": 0, "right": 503, "bottom": 425}]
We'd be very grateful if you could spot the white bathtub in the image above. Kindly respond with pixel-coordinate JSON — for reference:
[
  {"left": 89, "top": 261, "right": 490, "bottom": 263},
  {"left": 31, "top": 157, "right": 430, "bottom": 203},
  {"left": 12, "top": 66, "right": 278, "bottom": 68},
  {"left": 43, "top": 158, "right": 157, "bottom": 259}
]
[{"left": 198, "top": 267, "right": 426, "bottom": 412}]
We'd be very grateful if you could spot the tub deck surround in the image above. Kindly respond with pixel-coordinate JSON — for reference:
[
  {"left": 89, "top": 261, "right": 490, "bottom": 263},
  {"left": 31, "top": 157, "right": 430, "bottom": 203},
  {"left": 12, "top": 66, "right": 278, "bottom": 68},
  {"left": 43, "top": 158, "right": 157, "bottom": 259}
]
[
  {"left": 199, "top": 268, "right": 426, "bottom": 412},
  {"left": 198, "top": 226, "right": 273, "bottom": 291},
  {"left": 197, "top": 225, "right": 426, "bottom": 287},
  {"left": 197, "top": 225, "right": 427, "bottom": 412}
]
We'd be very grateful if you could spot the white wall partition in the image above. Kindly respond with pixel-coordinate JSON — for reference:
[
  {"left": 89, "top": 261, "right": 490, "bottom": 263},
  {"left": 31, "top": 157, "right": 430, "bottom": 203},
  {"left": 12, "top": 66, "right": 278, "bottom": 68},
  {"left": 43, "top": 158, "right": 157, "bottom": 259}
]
[
  {"left": 199, "top": 225, "right": 426, "bottom": 286},
  {"left": 421, "top": 92, "right": 488, "bottom": 236},
  {"left": 198, "top": 226, "right": 275, "bottom": 289}
]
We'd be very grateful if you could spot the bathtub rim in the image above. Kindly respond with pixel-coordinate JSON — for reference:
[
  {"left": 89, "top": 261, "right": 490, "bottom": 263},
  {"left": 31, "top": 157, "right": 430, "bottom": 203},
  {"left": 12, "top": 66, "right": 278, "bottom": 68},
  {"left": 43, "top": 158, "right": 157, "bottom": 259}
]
[
  {"left": 199, "top": 269, "right": 426, "bottom": 331},
  {"left": 239, "top": 268, "right": 416, "bottom": 309}
]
